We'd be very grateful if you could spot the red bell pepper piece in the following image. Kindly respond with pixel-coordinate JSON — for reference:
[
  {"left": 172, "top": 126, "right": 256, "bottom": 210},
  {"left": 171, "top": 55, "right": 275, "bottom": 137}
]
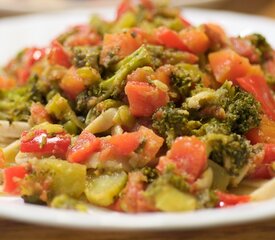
[
  {"left": 20, "top": 130, "right": 71, "bottom": 159},
  {"left": 48, "top": 40, "right": 71, "bottom": 68},
  {"left": 67, "top": 131, "right": 101, "bottom": 163},
  {"left": 155, "top": 27, "right": 190, "bottom": 52},
  {"left": 216, "top": 191, "right": 250, "bottom": 208}
]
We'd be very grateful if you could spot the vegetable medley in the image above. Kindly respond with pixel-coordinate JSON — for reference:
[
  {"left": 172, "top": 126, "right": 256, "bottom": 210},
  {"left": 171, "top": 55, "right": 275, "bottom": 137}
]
[{"left": 1, "top": 0, "right": 275, "bottom": 213}]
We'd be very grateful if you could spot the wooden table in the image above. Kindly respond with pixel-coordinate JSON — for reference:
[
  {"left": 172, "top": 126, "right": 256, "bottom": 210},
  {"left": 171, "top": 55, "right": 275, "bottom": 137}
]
[{"left": 2, "top": 0, "right": 275, "bottom": 239}]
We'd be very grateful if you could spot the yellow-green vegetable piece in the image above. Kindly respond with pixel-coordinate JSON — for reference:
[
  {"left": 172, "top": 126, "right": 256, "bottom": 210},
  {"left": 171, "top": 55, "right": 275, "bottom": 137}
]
[
  {"left": 85, "top": 171, "right": 127, "bottom": 207},
  {"left": 35, "top": 158, "right": 86, "bottom": 198},
  {"left": 1, "top": 139, "right": 20, "bottom": 163},
  {"left": 153, "top": 185, "right": 197, "bottom": 212},
  {"left": 208, "top": 160, "right": 230, "bottom": 191}
]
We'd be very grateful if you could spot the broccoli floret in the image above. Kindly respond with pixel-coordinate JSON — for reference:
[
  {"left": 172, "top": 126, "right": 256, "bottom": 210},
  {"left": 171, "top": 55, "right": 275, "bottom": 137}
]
[
  {"left": 152, "top": 102, "right": 201, "bottom": 146},
  {"left": 45, "top": 93, "right": 85, "bottom": 130},
  {"left": 226, "top": 89, "right": 261, "bottom": 134},
  {"left": 170, "top": 63, "right": 202, "bottom": 99},
  {"left": 141, "top": 166, "right": 159, "bottom": 183},
  {"left": 90, "top": 45, "right": 152, "bottom": 105},
  {"left": 186, "top": 81, "right": 261, "bottom": 134},
  {"left": 73, "top": 46, "right": 101, "bottom": 70},
  {"left": 0, "top": 77, "right": 44, "bottom": 121},
  {"left": 204, "top": 133, "right": 252, "bottom": 176}
]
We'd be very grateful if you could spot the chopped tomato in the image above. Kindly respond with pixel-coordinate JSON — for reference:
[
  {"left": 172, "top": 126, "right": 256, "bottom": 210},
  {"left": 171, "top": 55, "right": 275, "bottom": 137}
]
[
  {"left": 127, "top": 67, "right": 152, "bottom": 83},
  {"left": 3, "top": 166, "right": 27, "bottom": 195},
  {"left": 230, "top": 37, "right": 259, "bottom": 63},
  {"left": 248, "top": 144, "right": 275, "bottom": 179},
  {"left": 216, "top": 191, "right": 250, "bottom": 208},
  {"left": 152, "top": 65, "right": 172, "bottom": 86},
  {"left": 125, "top": 81, "right": 169, "bottom": 117},
  {"left": 246, "top": 116, "right": 275, "bottom": 144},
  {"left": 208, "top": 48, "right": 251, "bottom": 83},
  {"left": 109, "top": 132, "right": 141, "bottom": 157},
  {"left": 155, "top": 27, "right": 189, "bottom": 51},
  {"left": 67, "top": 131, "right": 101, "bottom": 163},
  {"left": 127, "top": 65, "right": 171, "bottom": 86},
  {"left": 138, "top": 126, "right": 164, "bottom": 162},
  {"left": 202, "top": 23, "right": 228, "bottom": 50},
  {"left": 11, "top": 47, "right": 46, "bottom": 85},
  {"left": 236, "top": 75, "right": 275, "bottom": 121},
  {"left": 119, "top": 171, "right": 156, "bottom": 213},
  {"left": 100, "top": 32, "right": 140, "bottom": 66},
  {"left": 131, "top": 28, "right": 160, "bottom": 45},
  {"left": 157, "top": 136, "right": 207, "bottom": 182},
  {"left": 20, "top": 130, "right": 71, "bottom": 159},
  {"left": 179, "top": 28, "right": 210, "bottom": 54},
  {"left": 48, "top": 40, "right": 71, "bottom": 68},
  {"left": 116, "top": 0, "right": 134, "bottom": 19},
  {"left": 30, "top": 103, "right": 51, "bottom": 125},
  {"left": 60, "top": 67, "right": 85, "bottom": 99},
  {"left": 64, "top": 25, "right": 101, "bottom": 47}
]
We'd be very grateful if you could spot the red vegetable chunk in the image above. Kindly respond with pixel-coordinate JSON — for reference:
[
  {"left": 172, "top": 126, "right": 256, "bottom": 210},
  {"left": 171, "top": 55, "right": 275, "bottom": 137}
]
[
  {"left": 157, "top": 136, "right": 207, "bottom": 182},
  {"left": 67, "top": 131, "right": 101, "bottom": 163},
  {"left": 125, "top": 81, "right": 169, "bottom": 117},
  {"left": 3, "top": 166, "right": 27, "bottom": 195},
  {"left": 20, "top": 130, "right": 71, "bottom": 159}
]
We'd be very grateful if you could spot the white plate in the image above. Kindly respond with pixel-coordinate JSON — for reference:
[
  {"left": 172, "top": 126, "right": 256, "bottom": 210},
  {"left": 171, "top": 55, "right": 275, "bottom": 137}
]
[{"left": 1, "top": 8, "right": 275, "bottom": 230}]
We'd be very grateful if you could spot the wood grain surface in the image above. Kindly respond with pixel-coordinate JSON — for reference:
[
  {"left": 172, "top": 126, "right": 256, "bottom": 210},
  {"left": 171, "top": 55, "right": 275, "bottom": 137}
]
[{"left": 1, "top": 0, "right": 275, "bottom": 239}]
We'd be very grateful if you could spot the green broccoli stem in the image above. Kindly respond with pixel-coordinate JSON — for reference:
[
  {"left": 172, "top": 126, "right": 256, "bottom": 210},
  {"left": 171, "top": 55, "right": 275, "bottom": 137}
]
[
  {"left": 46, "top": 93, "right": 85, "bottom": 129},
  {"left": 97, "top": 45, "right": 152, "bottom": 102}
]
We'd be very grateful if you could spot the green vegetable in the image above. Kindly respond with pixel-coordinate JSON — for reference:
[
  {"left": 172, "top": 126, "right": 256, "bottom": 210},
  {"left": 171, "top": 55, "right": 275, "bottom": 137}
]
[
  {"left": 152, "top": 102, "right": 198, "bottom": 146},
  {"left": 204, "top": 133, "right": 252, "bottom": 176},
  {"left": 21, "top": 158, "right": 86, "bottom": 202},
  {"left": 170, "top": 63, "right": 202, "bottom": 99},
  {"left": 85, "top": 171, "right": 128, "bottom": 206},
  {"left": 147, "top": 184, "right": 197, "bottom": 212},
  {"left": 208, "top": 160, "right": 230, "bottom": 191},
  {"left": 72, "top": 46, "right": 101, "bottom": 70},
  {"left": 51, "top": 194, "right": 88, "bottom": 212},
  {"left": 45, "top": 93, "right": 85, "bottom": 129},
  {"left": 1, "top": 140, "right": 20, "bottom": 163}
]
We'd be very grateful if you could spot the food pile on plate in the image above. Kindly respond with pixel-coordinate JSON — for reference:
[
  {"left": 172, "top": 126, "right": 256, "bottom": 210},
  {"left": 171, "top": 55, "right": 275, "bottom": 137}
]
[{"left": 0, "top": 0, "right": 275, "bottom": 212}]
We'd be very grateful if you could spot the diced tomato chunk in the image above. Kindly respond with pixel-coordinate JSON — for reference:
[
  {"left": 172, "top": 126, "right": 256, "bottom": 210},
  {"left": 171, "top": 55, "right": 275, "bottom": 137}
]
[
  {"left": 20, "top": 130, "right": 71, "bottom": 159},
  {"left": 48, "top": 40, "right": 71, "bottom": 68},
  {"left": 100, "top": 32, "right": 140, "bottom": 66},
  {"left": 216, "top": 191, "right": 250, "bottom": 208},
  {"left": 138, "top": 126, "right": 164, "bottom": 162},
  {"left": 157, "top": 136, "right": 207, "bottom": 182},
  {"left": 230, "top": 37, "right": 260, "bottom": 63},
  {"left": 30, "top": 103, "right": 51, "bottom": 125},
  {"left": 209, "top": 48, "right": 251, "bottom": 83},
  {"left": 179, "top": 28, "right": 210, "bottom": 54},
  {"left": 67, "top": 131, "right": 101, "bottom": 163},
  {"left": 155, "top": 27, "right": 189, "bottom": 51},
  {"left": 236, "top": 75, "right": 275, "bottom": 121},
  {"left": 60, "top": 67, "right": 85, "bottom": 99},
  {"left": 3, "top": 166, "right": 27, "bottom": 195},
  {"left": 109, "top": 132, "right": 141, "bottom": 157},
  {"left": 125, "top": 81, "right": 169, "bottom": 117}
]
